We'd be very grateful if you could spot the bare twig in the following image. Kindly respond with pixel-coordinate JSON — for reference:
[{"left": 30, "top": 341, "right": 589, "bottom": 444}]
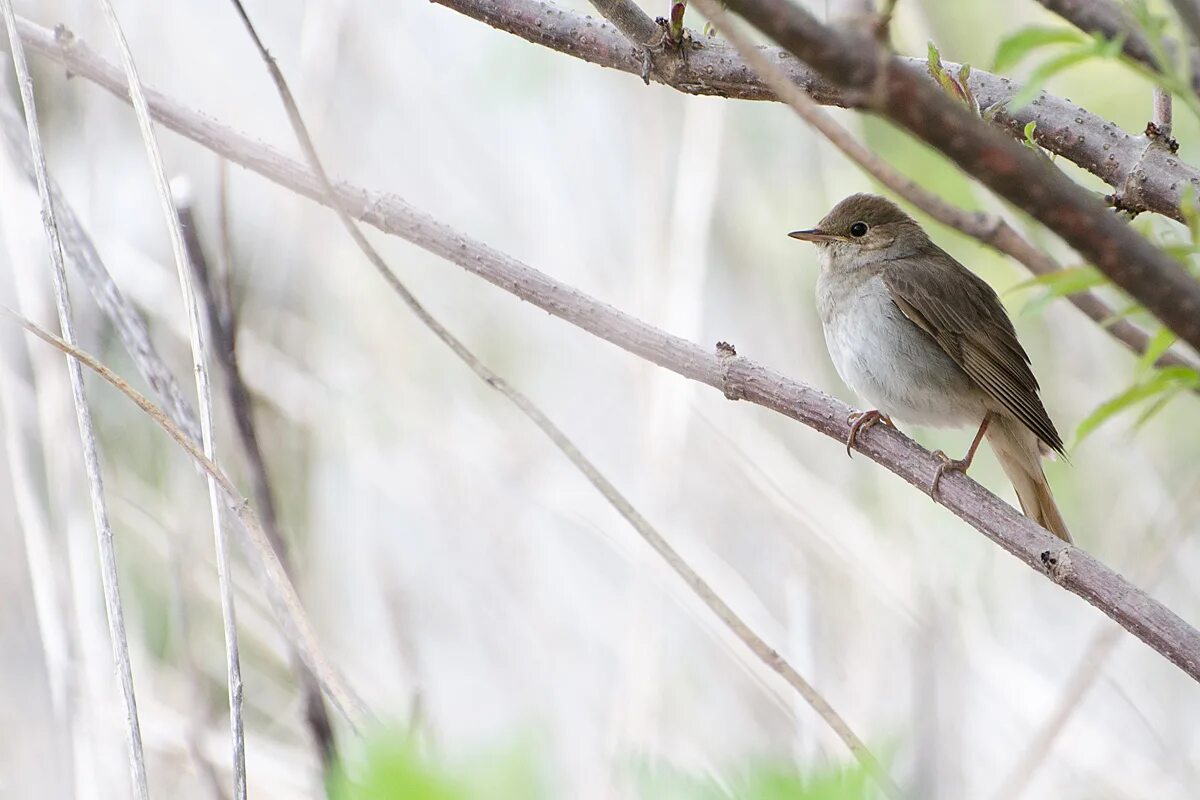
[
  {"left": 176, "top": 189, "right": 338, "bottom": 771},
  {"left": 0, "top": 4, "right": 148, "bottom": 797},
  {"left": 1153, "top": 86, "right": 1174, "bottom": 140},
  {"left": 16, "top": 15, "right": 1200, "bottom": 684},
  {"left": 224, "top": 0, "right": 897, "bottom": 786},
  {"left": 2, "top": 305, "right": 372, "bottom": 731},
  {"left": 90, "top": 1, "right": 245, "bottom": 794}
]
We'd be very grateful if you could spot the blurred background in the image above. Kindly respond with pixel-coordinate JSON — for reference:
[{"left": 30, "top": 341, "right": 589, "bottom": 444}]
[{"left": 1, "top": 0, "right": 1199, "bottom": 797}]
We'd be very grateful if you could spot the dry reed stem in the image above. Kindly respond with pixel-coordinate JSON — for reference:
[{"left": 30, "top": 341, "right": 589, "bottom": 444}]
[{"left": 0, "top": 3, "right": 148, "bottom": 796}]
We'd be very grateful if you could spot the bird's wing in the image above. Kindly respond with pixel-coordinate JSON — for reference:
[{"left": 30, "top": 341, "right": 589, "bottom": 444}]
[{"left": 882, "top": 249, "right": 1064, "bottom": 454}]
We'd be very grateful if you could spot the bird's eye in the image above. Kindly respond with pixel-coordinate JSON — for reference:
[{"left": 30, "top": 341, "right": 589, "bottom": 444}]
[{"left": 849, "top": 221, "right": 869, "bottom": 237}]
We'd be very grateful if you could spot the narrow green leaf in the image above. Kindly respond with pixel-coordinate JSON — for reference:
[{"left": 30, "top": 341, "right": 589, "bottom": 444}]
[
  {"left": 1076, "top": 368, "right": 1200, "bottom": 444},
  {"left": 993, "top": 26, "right": 1086, "bottom": 72},
  {"left": 1136, "top": 327, "right": 1177, "bottom": 373},
  {"left": 1095, "top": 32, "right": 1128, "bottom": 60},
  {"left": 1023, "top": 120, "right": 1038, "bottom": 147},
  {"left": 1100, "top": 301, "right": 1145, "bottom": 326},
  {"left": 1007, "top": 265, "right": 1106, "bottom": 295},
  {"left": 1133, "top": 385, "right": 1187, "bottom": 429},
  {"left": 927, "top": 40, "right": 944, "bottom": 74}
]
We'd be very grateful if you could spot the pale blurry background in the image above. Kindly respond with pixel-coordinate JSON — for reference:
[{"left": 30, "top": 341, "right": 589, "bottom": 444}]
[{"left": 1, "top": 0, "right": 1198, "bottom": 798}]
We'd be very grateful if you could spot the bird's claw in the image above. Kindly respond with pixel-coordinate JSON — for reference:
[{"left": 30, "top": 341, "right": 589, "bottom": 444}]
[
  {"left": 845, "top": 410, "right": 892, "bottom": 458},
  {"left": 929, "top": 450, "right": 969, "bottom": 500}
]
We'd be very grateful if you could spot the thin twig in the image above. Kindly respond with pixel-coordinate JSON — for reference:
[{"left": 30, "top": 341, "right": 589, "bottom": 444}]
[
  {"left": 90, "top": 1, "right": 246, "bottom": 794},
  {"left": 2, "top": 304, "right": 372, "bottom": 730},
  {"left": 176, "top": 187, "right": 338, "bottom": 771},
  {"left": 223, "top": 0, "right": 898, "bottom": 787},
  {"left": 0, "top": 3, "right": 148, "bottom": 797},
  {"left": 1153, "top": 87, "right": 1174, "bottom": 140},
  {"left": 15, "top": 13, "right": 1200, "bottom": 685}
]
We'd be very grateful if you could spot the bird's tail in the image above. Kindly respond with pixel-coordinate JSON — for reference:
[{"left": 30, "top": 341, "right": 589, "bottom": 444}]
[{"left": 986, "top": 416, "right": 1072, "bottom": 543}]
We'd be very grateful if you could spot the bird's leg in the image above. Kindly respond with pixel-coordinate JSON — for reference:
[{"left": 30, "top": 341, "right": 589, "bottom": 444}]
[
  {"left": 930, "top": 414, "right": 991, "bottom": 498},
  {"left": 845, "top": 409, "right": 894, "bottom": 458}
]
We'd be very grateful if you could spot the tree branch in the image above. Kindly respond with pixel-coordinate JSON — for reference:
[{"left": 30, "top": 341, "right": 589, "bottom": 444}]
[
  {"left": 719, "top": 0, "right": 1200, "bottom": 354},
  {"left": 415, "top": 0, "right": 1200, "bottom": 226},
  {"left": 16, "top": 24, "right": 1200, "bottom": 685}
]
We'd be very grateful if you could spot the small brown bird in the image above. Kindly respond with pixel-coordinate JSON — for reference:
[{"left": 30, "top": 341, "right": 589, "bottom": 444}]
[{"left": 790, "top": 194, "right": 1071, "bottom": 542}]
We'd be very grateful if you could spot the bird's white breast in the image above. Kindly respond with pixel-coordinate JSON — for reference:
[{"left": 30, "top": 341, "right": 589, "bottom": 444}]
[{"left": 815, "top": 262, "right": 986, "bottom": 428}]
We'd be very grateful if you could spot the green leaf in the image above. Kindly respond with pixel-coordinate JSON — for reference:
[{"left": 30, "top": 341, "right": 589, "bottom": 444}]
[
  {"left": 1023, "top": 120, "right": 1038, "bottom": 147},
  {"left": 1076, "top": 367, "right": 1200, "bottom": 444},
  {"left": 1133, "top": 384, "right": 1187, "bottom": 429},
  {"left": 927, "top": 41, "right": 963, "bottom": 100},
  {"left": 330, "top": 733, "right": 466, "bottom": 800},
  {"left": 1100, "top": 301, "right": 1145, "bottom": 326},
  {"left": 927, "top": 40, "right": 944, "bottom": 74},
  {"left": 993, "top": 26, "right": 1086, "bottom": 72},
  {"left": 1008, "top": 265, "right": 1107, "bottom": 295},
  {"left": 1136, "top": 327, "right": 1177, "bottom": 373}
]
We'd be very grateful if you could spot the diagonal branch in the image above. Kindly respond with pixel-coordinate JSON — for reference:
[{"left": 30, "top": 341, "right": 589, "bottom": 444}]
[
  {"left": 222, "top": 2, "right": 896, "bottom": 788},
  {"left": 13, "top": 30, "right": 1200, "bottom": 686},
  {"left": 719, "top": 0, "right": 1200, "bottom": 354}
]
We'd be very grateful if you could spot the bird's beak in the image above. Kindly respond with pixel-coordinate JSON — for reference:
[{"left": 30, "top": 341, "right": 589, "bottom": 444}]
[{"left": 787, "top": 228, "right": 843, "bottom": 243}]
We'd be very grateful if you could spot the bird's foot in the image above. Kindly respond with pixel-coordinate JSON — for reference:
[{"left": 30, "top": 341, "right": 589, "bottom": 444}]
[
  {"left": 929, "top": 451, "right": 971, "bottom": 499},
  {"left": 929, "top": 415, "right": 991, "bottom": 500},
  {"left": 845, "top": 410, "right": 892, "bottom": 458}
]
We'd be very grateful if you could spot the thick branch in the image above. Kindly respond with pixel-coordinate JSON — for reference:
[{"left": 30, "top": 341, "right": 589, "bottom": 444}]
[
  {"left": 720, "top": 0, "right": 1200, "bottom": 354},
  {"left": 418, "top": 0, "right": 1200, "bottom": 226},
  {"left": 1036, "top": 0, "right": 1200, "bottom": 97},
  {"left": 18, "top": 22, "right": 1200, "bottom": 684}
]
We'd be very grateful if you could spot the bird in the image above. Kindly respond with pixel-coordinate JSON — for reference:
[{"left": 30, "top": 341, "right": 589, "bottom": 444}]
[{"left": 788, "top": 193, "right": 1071, "bottom": 542}]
